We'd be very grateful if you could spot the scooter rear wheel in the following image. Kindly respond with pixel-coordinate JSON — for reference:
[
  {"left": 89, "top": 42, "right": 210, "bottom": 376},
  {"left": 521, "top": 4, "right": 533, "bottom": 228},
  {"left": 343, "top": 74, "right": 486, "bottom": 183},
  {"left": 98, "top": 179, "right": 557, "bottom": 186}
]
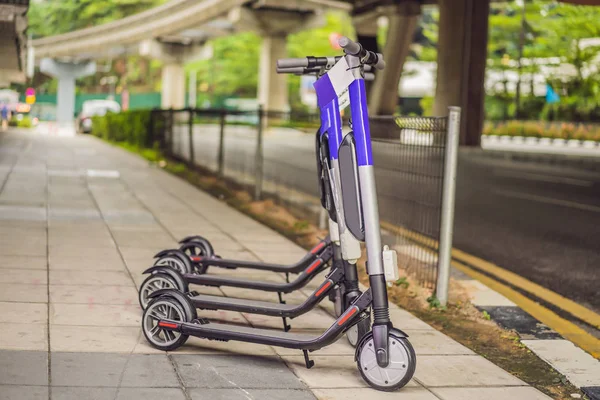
[
  {"left": 356, "top": 332, "right": 416, "bottom": 391},
  {"left": 142, "top": 296, "right": 191, "bottom": 351},
  {"left": 179, "top": 241, "right": 211, "bottom": 257},
  {"left": 346, "top": 316, "right": 370, "bottom": 348},
  {"left": 138, "top": 273, "right": 181, "bottom": 309}
]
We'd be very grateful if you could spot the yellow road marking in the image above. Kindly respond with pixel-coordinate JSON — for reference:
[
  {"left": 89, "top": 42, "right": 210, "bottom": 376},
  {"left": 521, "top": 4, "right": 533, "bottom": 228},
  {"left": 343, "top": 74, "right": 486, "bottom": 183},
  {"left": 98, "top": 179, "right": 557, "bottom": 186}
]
[
  {"left": 453, "top": 260, "right": 600, "bottom": 359},
  {"left": 382, "top": 221, "right": 600, "bottom": 330}
]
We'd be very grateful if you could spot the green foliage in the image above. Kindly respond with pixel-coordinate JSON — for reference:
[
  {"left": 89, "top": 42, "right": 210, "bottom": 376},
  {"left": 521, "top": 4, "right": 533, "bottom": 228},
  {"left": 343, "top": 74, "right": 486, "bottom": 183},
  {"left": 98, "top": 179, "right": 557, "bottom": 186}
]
[
  {"left": 91, "top": 110, "right": 154, "bottom": 148},
  {"left": 426, "top": 295, "right": 445, "bottom": 310},
  {"left": 394, "top": 277, "right": 410, "bottom": 289},
  {"left": 484, "top": 120, "right": 600, "bottom": 142},
  {"left": 419, "top": 97, "right": 434, "bottom": 117},
  {"left": 482, "top": 310, "right": 491, "bottom": 321}
]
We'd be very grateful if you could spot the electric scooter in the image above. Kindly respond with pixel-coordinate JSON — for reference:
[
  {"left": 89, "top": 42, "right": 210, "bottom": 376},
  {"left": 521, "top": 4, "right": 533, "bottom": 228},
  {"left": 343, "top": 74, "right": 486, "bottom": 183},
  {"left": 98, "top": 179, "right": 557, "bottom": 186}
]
[{"left": 141, "top": 37, "right": 416, "bottom": 391}]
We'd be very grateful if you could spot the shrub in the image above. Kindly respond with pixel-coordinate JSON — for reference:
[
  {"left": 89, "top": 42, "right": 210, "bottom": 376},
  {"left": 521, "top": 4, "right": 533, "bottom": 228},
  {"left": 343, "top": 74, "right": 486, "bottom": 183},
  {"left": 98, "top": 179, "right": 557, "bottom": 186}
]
[
  {"left": 17, "top": 117, "right": 32, "bottom": 128},
  {"left": 91, "top": 110, "right": 154, "bottom": 148}
]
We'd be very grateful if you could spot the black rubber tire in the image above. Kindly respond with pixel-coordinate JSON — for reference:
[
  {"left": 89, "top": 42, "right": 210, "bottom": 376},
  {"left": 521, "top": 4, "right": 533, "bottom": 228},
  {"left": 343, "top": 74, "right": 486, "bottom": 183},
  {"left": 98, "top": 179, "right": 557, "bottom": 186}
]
[
  {"left": 138, "top": 273, "right": 181, "bottom": 310},
  {"left": 142, "top": 296, "right": 192, "bottom": 351},
  {"left": 356, "top": 332, "right": 416, "bottom": 392},
  {"left": 179, "top": 241, "right": 210, "bottom": 257},
  {"left": 154, "top": 253, "right": 193, "bottom": 275},
  {"left": 347, "top": 315, "right": 370, "bottom": 348}
]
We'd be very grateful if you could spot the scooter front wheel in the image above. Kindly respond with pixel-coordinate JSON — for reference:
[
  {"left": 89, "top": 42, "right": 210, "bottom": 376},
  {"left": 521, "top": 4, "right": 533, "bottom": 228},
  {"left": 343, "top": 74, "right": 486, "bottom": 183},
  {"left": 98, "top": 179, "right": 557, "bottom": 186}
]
[
  {"left": 356, "top": 332, "right": 416, "bottom": 391},
  {"left": 154, "top": 254, "right": 192, "bottom": 275}
]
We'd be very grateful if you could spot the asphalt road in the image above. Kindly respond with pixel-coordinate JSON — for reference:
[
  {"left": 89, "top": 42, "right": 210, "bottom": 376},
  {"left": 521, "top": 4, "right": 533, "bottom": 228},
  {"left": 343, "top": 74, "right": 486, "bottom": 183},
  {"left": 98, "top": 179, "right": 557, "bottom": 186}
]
[{"left": 178, "top": 125, "right": 600, "bottom": 313}]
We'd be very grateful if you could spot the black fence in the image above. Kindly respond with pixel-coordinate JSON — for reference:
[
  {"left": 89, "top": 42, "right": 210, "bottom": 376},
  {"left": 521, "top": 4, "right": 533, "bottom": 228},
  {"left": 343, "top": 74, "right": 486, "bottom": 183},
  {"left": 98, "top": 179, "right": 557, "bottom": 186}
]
[{"left": 151, "top": 108, "right": 449, "bottom": 289}]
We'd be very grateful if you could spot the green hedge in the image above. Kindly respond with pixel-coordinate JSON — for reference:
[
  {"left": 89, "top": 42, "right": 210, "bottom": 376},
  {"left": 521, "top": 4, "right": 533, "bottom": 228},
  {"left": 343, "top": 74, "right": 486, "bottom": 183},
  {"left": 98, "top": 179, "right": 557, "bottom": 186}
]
[
  {"left": 483, "top": 120, "right": 600, "bottom": 141},
  {"left": 91, "top": 110, "right": 154, "bottom": 148}
]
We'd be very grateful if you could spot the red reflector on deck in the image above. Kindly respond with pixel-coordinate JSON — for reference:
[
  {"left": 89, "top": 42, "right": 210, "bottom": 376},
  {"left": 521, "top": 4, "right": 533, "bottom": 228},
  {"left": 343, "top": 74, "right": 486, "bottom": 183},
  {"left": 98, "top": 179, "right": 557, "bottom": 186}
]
[
  {"left": 337, "top": 307, "right": 358, "bottom": 326},
  {"left": 314, "top": 281, "right": 333, "bottom": 297},
  {"left": 305, "top": 260, "right": 321, "bottom": 274},
  {"left": 158, "top": 322, "right": 179, "bottom": 329},
  {"left": 190, "top": 256, "right": 202, "bottom": 262}
]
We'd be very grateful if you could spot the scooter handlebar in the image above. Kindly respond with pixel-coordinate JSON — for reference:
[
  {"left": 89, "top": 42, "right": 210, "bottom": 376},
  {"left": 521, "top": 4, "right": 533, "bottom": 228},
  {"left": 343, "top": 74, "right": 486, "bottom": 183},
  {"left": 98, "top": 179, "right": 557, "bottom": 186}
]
[{"left": 338, "top": 36, "right": 386, "bottom": 70}]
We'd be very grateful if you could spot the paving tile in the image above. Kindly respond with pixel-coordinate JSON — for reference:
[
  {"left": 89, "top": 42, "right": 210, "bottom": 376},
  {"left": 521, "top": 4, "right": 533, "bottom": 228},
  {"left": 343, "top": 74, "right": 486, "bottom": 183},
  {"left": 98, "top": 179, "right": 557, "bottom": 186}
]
[
  {"left": 414, "top": 355, "right": 526, "bottom": 387},
  {"left": 51, "top": 387, "right": 117, "bottom": 400},
  {"left": 119, "top": 354, "right": 180, "bottom": 387},
  {"left": 189, "top": 388, "right": 317, "bottom": 400},
  {"left": 115, "top": 388, "right": 186, "bottom": 400},
  {"left": 173, "top": 354, "right": 305, "bottom": 389},
  {"left": 0, "top": 322, "right": 47, "bottom": 351},
  {"left": 0, "top": 385, "right": 48, "bottom": 400},
  {"left": 49, "top": 245, "right": 120, "bottom": 259},
  {"left": 312, "top": 387, "right": 438, "bottom": 400},
  {"left": 50, "top": 270, "right": 133, "bottom": 286},
  {"left": 522, "top": 339, "right": 600, "bottom": 388},
  {"left": 0, "top": 255, "right": 47, "bottom": 270},
  {"left": 50, "top": 303, "right": 140, "bottom": 326},
  {"left": 389, "top": 309, "right": 436, "bottom": 331},
  {"left": 0, "top": 269, "right": 47, "bottom": 285},
  {"left": 244, "top": 308, "right": 334, "bottom": 331},
  {"left": 0, "top": 301, "right": 47, "bottom": 324},
  {"left": 431, "top": 386, "right": 553, "bottom": 400},
  {"left": 274, "top": 334, "right": 355, "bottom": 357},
  {"left": 0, "top": 283, "right": 48, "bottom": 303},
  {"left": 0, "top": 240, "right": 46, "bottom": 256},
  {"left": 49, "top": 254, "right": 125, "bottom": 271},
  {"left": 51, "top": 352, "right": 128, "bottom": 387},
  {"left": 50, "top": 285, "right": 138, "bottom": 305},
  {"left": 175, "top": 335, "right": 277, "bottom": 356},
  {"left": 50, "top": 325, "right": 140, "bottom": 353},
  {"left": 405, "top": 329, "right": 474, "bottom": 355},
  {"left": 0, "top": 350, "right": 48, "bottom": 385},
  {"left": 282, "top": 355, "right": 419, "bottom": 389}
]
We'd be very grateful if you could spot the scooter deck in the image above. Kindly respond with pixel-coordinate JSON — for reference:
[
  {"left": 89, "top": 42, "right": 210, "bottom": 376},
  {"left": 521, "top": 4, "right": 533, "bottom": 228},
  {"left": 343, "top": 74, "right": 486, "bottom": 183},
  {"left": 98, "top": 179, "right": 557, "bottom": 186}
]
[
  {"left": 183, "top": 257, "right": 328, "bottom": 293},
  {"left": 188, "top": 268, "right": 342, "bottom": 318}
]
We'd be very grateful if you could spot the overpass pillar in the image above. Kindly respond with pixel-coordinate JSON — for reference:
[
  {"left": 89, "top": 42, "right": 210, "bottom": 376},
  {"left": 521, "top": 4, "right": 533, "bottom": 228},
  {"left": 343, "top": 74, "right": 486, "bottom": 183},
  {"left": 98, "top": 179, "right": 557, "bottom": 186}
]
[
  {"left": 39, "top": 59, "right": 96, "bottom": 123},
  {"left": 258, "top": 34, "right": 288, "bottom": 113},
  {"left": 368, "top": 2, "right": 421, "bottom": 115},
  {"left": 434, "top": 0, "right": 490, "bottom": 146},
  {"left": 161, "top": 63, "right": 186, "bottom": 109}
]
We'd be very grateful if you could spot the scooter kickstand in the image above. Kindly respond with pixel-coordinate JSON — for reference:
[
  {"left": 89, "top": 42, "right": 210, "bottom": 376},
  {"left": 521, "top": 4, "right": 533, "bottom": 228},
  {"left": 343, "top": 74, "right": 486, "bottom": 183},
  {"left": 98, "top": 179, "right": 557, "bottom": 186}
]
[
  {"left": 282, "top": 317, "right": 291, "bottom": 332},
  {"left": 285, "top": 273, "right": 290, "bottom": 283},
  {"left": 302, "top": 350, "right": 315, "bottom": 369},
  {"left": 277, "top": 293, "right": 286, "bottom": 304}
]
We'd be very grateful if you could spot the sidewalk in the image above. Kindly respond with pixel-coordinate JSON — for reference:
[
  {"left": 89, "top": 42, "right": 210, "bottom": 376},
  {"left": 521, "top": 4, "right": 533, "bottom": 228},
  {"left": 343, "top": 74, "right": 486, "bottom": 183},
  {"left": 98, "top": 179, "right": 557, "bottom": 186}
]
[{"left": 0, "top": 129, "right": 552, "bottom": 400}]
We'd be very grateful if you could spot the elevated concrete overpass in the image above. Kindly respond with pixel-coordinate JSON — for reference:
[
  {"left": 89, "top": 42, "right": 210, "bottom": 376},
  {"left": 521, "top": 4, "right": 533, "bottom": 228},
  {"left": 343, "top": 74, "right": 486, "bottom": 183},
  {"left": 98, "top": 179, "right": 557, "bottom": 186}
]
[
  {"left": 0, "top": 0, "right": 28, "bottom": 87},
  {"left": 32, "top": 0, "right": 600, "bottom": 144}
]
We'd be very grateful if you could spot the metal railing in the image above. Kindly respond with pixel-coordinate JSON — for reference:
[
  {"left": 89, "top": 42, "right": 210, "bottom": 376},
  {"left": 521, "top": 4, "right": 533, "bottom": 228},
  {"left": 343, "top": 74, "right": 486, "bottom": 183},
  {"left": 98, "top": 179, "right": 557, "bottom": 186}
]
[{"left": 150, "top": 107, "right": 460, "bottom": 294}]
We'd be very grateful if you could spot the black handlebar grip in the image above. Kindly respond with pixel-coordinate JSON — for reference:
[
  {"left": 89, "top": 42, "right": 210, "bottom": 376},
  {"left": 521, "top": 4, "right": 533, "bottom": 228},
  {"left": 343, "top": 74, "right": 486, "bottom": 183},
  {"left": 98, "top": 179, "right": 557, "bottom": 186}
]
[
  {"left": 338, "top": 36, "right": 361, "bottom": 55},
  {"left": 277, "top": 58, "right": 309, "bottom": 69}
]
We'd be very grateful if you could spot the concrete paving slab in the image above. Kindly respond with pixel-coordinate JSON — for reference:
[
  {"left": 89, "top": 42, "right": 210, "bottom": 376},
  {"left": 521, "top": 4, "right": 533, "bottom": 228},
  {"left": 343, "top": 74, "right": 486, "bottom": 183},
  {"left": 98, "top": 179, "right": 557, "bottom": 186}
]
[
  {"left": 431, "top": 386, "right": 553, "bottom": 400},
  {"left": 50, "top": 270, "right": 133, "bottom": 286},
  {"left": 48, "top": 254, "right": 125, "bottom": 271},
  {"left": 51, "top": 352, "right": 128, "bottom": 387},
  {"left": 0, "top": 283, "right": 48, "bottom": 303},
  {"left": 49, "top": 285, "right": 138, "bottom": 305},
  {"left": 389, "top": 309, "right": 436, "bottom": 331},
  {"left": 174, "top": 354, "right": 306, "bottom": 389},
  {"left": 0, "top": 255, "right": 47, "bottom": 270},
  {"left": 115, "top": 388, "right": 186, "bottom": 400},
  {"left": 274, "top": 335, "right": 355, "bottom": 357},
  {"left": 312, "top": 387, "right": 439, "bottom": 400},
  {"left": 189, "top": 388, "right": 317, "bottom": 400},
  {"left": 243, "top": 308, "right": 334, "bottom": 331},
  {"left": 50, "top": 387, "right": 117, "bottom": 400},
  {"left": 175, "top": 336, "right": 277, "bottom": 356},
  {"left": 0, "top": 269, "right": 47, "bottom": 285},
  {"left": 50, "top": 325, "right": 140, "bottom": 353},
  {"left": 282, "top": 355, "right": 413, "bottom": 389},
  {"left": 0, "top": 301, "right": 47, "bottom": 324},
  {"left": 0, "top": 385, "right": 48, "bottom": 400},
  {"left": 414, "top": 355, "right": 526, "bottom": 387},
  {"left": 522, "top": 339, "right": 600, "bottom": 388},
  {"left": 0, "top": 205, "right": 46, "bottom": 222},
  {"left": 50, "top": 303, "right": 140, "bottom": 326},
  {"left": 111, "top": 229, "right": 176, "bottom": 249},
  {"left": 0, "top": 240, "right": 46, "bottom": 256},
  {"left": 0, "top": 322, "right": 47, "bottom": 351},
  {"left": 0, "top": 350, "right": 48, "bottom": 385},
  {"left": 405, "top": 329, "right": 474, "bottom": 355},
  {"left": 119, "top": 354, "right": 180, "bottom": 387}
]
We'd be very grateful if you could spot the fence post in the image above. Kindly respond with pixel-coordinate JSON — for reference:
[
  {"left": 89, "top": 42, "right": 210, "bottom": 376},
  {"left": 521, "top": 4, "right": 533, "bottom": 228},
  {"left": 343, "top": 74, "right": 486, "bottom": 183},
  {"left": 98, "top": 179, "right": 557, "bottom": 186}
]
[
  {"left": 168, "top": 108, "right": 174, "bottom": 157},
  {"left": 436, "top": 106, "right": 461, "bottom": 307},
  {"left": 148, "top": 109, "right": 155, "bottom": 149},
  {"left": 218, "top": 109, "right": 226, "bottom": 177},
  {"left": 188, "top": 108, "right": 195, "bottom": 166},
  {"left": 254, "top": 105, "right": 264, "bottom": 201}
]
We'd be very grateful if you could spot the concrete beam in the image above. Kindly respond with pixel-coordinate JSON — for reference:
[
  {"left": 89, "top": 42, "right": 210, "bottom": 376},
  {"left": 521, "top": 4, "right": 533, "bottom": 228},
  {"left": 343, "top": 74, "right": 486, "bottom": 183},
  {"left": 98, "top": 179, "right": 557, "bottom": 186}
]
[
  {"left": 369, "top": 2, "right": 421, "bottom": 115},
  {"left": 258, "top": 34, "right": 288, "bottom": 112},
  {"left": 434, "top": 0, "right": 490, "bottom": 146},
  {"left": 40, "top": 58, "right": 96, "bottom": 123}
]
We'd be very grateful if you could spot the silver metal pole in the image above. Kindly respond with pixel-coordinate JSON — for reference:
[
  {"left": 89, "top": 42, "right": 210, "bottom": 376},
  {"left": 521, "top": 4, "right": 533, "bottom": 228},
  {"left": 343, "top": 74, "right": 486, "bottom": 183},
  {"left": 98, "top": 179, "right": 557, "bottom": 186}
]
[
  {"left": 189, "top": 70, "right": 197, "bottom": 108},
  {"left": 436, "top": 106, "right": 461, "bottom": 306}
]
